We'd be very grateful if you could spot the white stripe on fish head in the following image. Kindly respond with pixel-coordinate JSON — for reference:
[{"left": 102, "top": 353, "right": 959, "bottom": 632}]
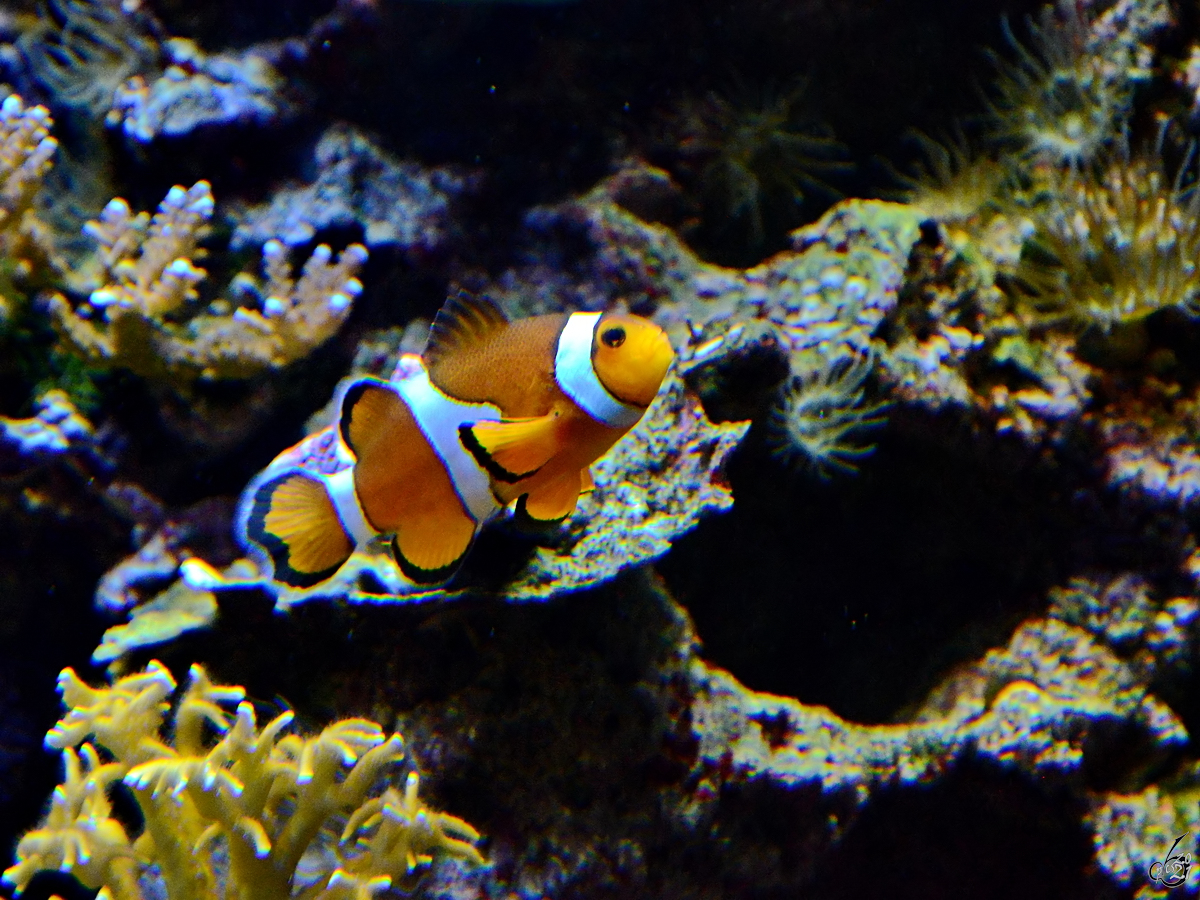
[{"left": 554, "top": 312, "right": 644, "bottom": 429}]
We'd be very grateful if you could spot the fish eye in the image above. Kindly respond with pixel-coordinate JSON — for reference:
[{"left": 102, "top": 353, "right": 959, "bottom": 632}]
[{"left": 601, "top": 326, "right": 626, "bottom": 348}]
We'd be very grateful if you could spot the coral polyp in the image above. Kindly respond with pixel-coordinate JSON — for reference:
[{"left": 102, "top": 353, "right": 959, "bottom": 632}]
[
  {"left": 19, "top": 0, "right": 159, "bottom": 115},
  {"left": 770, "top": 353, "right": 889, "bottom": 478},
  {"left": 894, "top": 131, "right": 1006, "bottom": 223},
  {"left": 1015, "top": 149, "right": 1200, "bottom": 330},
  {"left": 984, "top": 0, "right": 1131, "bottom": 166},
  {"left": 671, "top": 80, "right": 849, "bottom": 255}
]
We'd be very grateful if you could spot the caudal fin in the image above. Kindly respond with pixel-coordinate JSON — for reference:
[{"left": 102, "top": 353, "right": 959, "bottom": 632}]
[{"left": 239, "top": 469, "right": 354, "bottom": 588}]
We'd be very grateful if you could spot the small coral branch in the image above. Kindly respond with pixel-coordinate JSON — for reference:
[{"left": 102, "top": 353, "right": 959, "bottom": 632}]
[
  {"left": 0, "top": 95, "right": 57, "bottom": 238},
  {"left": 86, "top": 182, "right": 212, "bottom": 320},
  {"left": 3, "top": 661, "right": 486, "bottom": 900},
  {"left": 50, "top": 181, "right": 368, "bottom": 384}
]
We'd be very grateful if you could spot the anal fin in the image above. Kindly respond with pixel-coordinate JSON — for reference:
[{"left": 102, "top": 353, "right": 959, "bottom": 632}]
[
  {"left": 242, "top": 469, "right": 354, "bottom": 588},
  {"left": 517, "top": 470, "right": 584, "bottom": 524},
  {"left": 460, "top": 414, "right": 560, "bottom": 483}
]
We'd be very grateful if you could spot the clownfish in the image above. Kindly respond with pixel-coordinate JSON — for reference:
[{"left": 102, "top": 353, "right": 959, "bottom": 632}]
[{"left": 237, "top": 293, "right": 674, "bottom": 589}]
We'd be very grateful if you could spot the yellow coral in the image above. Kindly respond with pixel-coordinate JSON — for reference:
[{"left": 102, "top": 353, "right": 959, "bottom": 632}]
[
  {"left": 4, "top": 661, "right": 486, "bottom": 900},
  {"left": 894, "top": 131, "right": 1006, "bottom": 224},
  {"left": 2, "top": 743, "right": 141, "bottom": 900},
  {"left": 984, "top": 0, "right": 1129, "bottom": 166},
  {"left": 50, "top": 181, "right": 368, "bottom": 383},
  {"left": 1014, "top": 149, "right": 1200, "bottom": 330},
  {"left": 338, "top": 771, "right": 486, "bottom": 880}
]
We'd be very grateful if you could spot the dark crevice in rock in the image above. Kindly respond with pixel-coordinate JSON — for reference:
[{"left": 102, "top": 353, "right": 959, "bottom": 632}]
[
  {"left": 805, "top": 756, "right": 1118, "bottom": 900},
  {"left": 659, "top": 406, "right": 1184, "bottom": 725}
]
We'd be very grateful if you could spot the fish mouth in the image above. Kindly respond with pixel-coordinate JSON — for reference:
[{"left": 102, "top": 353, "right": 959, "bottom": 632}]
[{"left": 626, "top": 329, "right": 675, "bottom": 406}]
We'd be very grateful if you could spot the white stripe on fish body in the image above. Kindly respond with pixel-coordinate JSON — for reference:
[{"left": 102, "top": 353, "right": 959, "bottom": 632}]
[
  {"left": 394, "top": 361, "right": 502, "bottom": 525},
  {"left": 554, "top": 312, "right": 644, "bottom": 429},
  {"left": 325, "top": 466, "right": 378, "bottom": 546}
]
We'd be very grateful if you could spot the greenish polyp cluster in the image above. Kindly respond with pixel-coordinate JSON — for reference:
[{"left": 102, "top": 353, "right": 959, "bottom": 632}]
[{"left": 1016, "top": 153, "right": 1200, "bottom": 332}]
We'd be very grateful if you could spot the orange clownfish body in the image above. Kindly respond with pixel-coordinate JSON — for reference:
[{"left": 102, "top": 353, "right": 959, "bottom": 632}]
[{"left": 237, "top": 294, "right": 675, "bottom": 589}]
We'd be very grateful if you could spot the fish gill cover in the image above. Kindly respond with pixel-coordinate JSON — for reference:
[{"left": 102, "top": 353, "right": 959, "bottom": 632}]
[{"left": 3, "top": 0, "right": 1200, "bottom": 898}]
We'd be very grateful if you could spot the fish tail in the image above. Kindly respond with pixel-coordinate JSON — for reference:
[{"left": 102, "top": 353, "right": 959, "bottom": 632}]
[{"left": 238, "top": 468, "right": 355, "bottom": 588}]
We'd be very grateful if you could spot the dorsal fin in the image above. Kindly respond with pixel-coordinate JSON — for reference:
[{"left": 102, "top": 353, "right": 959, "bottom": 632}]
[{"left": 425, "top": 291, "right": 509, "bottom": 366}]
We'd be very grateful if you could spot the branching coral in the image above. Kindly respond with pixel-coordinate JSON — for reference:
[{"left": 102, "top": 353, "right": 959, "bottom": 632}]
[
  {"left": 1013, "top": 148, "right": 1200, "bottom": 330},
  {"left": 0, "top": 93, "right": 59, "bottom": 305},
  {"left": 3, "top": 661, "right": 485, "bottom": 900},
  {"left": 984, "top": 0, "right": 1135, "bottom": 166},
  {"left": 50, "top": 180, "right": 368, "bottom": 383},
  {"left": 770, "top": 353, "right": 888, "bottom": 478},
  {"left": 0, "top": 95, "right": 57, "bottom": 240}
]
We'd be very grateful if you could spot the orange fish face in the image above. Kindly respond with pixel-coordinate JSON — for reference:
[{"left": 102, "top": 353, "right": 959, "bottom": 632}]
[{"left": 590, "top": 313, "right": 674, "bottom": 408}]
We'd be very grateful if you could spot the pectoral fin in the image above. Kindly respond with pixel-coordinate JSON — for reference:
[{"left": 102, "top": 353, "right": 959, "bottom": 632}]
[
  {"left": 517, "top": 470, "right": 584, "bottom": 524},
  {"left": 460, "top": 414, "right": 560, "bottom": 483},
  {"left": 579, "top": 467, "right": 595, "bottom": 494}
]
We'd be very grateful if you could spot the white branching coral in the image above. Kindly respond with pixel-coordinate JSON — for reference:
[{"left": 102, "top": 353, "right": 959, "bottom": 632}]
[
  {"left": 85, "top": 181, "right": 213, "bottom": 319},
  {"left": 0, "top": 94, "right": 57, "bottom": 237},
  {"left": 49, "top": 180, "right": 368, "bottom": 383},
  {"left": 3, "top": 661, "right": 486, "bottom": 900}
]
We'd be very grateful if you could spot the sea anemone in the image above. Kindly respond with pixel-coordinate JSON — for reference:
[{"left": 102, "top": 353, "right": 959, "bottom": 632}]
[
  {"left": 770, "top": 352, "right": 889, "bottom": 478},
  {"left": 984, "top": 0, "right": 1129, "bottom": 166},
  {"left": 894, "top": 130, "right": 1008, "bottom": 223},
  {"left": 1013, "top": 146, "right": 1200, "bottom": 330},
  {"left": 19, "top": 0, "right": 159, "bottom": 115},
  {"left": 669, "top": 79, "right": 850, "bottom": 256}
]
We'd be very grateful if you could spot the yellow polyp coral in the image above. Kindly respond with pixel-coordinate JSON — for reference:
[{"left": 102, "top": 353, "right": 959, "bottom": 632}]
[
  {"left": 1013, "top": 148, "right": 1200, "bottom": 331},
  {"left": 19, "top": 0, "right": 159, "bottom": 115},
  {"left": 984, "top": 0, "right": 1132, "bottom": 166},
  {"left": 338, "top": 772, "right": 486, "bottom": 879},
  {"left": 49, "top": 180, "right": 368, "bottom": 384},
  {"left": 894, "top": 131, "right": 1007, "bottom": 225},
  {"left": 2, "top": 744, "right": 140, "bottom": 900},
  {"left": 770, "top": 353, "right": 889, "bottom": 479},
  {"left": 669, "top": 78, "right": 849, "bottom": 257},
  {"left": 3, "top": 661, "right": 487, "bottom": 900}
]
